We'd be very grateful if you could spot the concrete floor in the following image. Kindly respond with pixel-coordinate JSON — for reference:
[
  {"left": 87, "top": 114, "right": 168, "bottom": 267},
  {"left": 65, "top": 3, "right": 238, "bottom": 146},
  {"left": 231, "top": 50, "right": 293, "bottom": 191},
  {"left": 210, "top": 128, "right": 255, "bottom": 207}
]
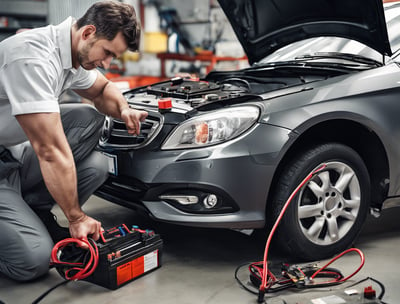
[{"left": 0, "top": 196, "right": 399, "bottom": 304}]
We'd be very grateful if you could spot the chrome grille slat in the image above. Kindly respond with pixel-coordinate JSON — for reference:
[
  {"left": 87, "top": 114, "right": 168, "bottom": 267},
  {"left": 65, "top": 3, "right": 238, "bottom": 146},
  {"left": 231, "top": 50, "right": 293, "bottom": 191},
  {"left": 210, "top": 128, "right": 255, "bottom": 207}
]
[{"left": 99, "top": 113, "right": 163, "bottom": 149}]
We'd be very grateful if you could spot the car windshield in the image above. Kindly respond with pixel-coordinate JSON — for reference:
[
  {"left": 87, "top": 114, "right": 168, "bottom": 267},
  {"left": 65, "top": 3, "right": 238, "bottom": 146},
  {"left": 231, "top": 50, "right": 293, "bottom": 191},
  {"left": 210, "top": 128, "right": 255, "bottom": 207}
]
[{"left": 259, "top": 2, "right": 400, "bottom": 64}]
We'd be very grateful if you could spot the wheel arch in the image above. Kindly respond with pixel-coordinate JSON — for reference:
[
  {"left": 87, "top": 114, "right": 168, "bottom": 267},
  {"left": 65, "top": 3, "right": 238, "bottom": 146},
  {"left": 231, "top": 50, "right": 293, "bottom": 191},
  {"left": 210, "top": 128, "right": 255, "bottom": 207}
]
[{"left": 267, "top": 119, "right": 389, "bottom": 212}]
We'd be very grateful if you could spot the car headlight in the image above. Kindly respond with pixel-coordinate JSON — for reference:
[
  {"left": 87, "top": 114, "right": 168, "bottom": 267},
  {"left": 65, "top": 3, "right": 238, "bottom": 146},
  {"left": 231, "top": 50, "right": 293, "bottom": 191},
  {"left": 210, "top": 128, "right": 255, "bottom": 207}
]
[{"left": 162, "top": 106, "right": 260, "bottom": 150}]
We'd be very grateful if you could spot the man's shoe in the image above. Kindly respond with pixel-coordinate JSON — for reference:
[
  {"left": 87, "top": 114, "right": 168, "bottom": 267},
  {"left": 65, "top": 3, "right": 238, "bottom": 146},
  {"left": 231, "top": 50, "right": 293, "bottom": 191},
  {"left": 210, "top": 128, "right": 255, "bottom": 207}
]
[{"left": 32, "top": 209, "right": 70, "bottom": 243}]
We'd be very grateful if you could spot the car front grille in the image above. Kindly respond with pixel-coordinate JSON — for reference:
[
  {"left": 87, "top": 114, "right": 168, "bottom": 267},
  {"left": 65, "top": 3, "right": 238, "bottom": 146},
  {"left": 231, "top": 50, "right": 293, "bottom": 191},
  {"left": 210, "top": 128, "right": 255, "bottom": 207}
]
[{"left": 99, "top": 112, "right": 163, "bottom": 149}]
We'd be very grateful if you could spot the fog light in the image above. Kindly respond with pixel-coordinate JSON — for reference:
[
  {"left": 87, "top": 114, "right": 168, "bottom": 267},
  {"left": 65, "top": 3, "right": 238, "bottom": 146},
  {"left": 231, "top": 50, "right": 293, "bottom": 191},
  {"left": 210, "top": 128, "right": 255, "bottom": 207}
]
[
  {"left": 203, "top": 194, "right": 218, "bottom": 209},
  {"left": 159, "top": 195, "right": 198, "bottom": 205}
]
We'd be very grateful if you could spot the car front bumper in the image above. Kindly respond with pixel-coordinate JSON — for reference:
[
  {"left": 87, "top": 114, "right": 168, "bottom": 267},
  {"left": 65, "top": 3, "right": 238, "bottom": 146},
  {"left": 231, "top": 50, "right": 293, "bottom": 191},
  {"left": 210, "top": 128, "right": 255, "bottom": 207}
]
[{"left": 96, "top": 123, "right": 291, "bottom": 229}]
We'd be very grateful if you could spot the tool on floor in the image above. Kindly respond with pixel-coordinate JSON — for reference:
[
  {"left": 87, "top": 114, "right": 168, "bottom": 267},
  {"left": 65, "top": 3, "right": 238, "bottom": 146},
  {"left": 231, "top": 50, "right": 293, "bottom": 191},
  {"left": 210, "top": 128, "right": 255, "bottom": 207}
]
[
  {"left": 235, "top": 164, "right": 388, "bottom": 303},
  {"left": 247, "top": 277, "right": 387, "bottom": 304}
]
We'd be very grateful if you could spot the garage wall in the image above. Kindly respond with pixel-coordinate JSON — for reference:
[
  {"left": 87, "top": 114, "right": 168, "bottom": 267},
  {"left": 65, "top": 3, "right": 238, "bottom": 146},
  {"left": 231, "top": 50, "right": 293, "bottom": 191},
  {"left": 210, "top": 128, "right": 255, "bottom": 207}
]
[
  {"left": 47, "top": 0, "right": 99, "bottom": 24},
  {"left": 47, "top": 0, "right": 140, "bottom": 24}
]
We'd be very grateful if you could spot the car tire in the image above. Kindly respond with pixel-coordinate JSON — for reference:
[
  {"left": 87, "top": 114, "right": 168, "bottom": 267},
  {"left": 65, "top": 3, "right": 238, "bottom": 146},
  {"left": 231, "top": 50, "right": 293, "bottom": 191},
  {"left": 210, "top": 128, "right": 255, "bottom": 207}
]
[{"left": 270, "top": 142, "right": 370, "bottom": 261}]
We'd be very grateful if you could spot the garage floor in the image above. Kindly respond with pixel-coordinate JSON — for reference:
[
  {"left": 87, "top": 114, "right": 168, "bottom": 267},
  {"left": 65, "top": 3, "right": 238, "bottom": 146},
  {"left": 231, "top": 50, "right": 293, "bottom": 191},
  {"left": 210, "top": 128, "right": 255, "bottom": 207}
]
[{"left": 0, "top": 196, "right": 399, "bottom": 304}]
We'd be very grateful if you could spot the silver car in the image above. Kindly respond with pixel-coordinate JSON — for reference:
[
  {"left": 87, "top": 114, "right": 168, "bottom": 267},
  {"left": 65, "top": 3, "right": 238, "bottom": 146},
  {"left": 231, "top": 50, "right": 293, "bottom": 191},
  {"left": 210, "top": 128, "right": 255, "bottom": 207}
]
[{"left": 97, "top": 0, "right": 400, "bottom": 260}]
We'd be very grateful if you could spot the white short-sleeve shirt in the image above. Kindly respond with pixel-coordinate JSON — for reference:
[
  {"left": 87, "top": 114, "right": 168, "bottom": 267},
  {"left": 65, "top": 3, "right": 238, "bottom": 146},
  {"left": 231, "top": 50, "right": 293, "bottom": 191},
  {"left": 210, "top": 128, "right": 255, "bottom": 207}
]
[{"left": 0, "top": 17, "right": 97, "bottom": 147}]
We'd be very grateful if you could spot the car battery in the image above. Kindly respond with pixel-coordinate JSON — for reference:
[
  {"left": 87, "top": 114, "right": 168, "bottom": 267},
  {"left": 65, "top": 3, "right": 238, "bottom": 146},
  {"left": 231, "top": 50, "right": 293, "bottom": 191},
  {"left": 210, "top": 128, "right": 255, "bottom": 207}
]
[{"left": 85, "top": 224, "right": 163, "bottom": 290}]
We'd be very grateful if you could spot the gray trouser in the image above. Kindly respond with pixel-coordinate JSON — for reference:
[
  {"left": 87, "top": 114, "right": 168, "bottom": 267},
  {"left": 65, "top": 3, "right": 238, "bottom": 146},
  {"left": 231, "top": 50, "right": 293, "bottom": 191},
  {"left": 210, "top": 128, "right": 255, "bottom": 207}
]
[{"left": 0, "top": 103, "right": 109, "bottom": 281}]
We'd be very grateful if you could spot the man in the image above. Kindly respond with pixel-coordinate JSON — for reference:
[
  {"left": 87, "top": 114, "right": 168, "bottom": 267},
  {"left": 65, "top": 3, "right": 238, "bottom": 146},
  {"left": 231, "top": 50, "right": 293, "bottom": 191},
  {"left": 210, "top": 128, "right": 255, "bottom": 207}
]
[{"left": 0, "top": 1, "right": 148, "bottom": 281}]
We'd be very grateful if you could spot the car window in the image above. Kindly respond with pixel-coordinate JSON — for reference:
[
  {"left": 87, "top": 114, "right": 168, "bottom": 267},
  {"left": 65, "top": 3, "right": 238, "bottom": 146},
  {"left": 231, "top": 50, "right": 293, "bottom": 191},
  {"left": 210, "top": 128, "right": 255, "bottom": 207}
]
[
  {"left": 259, "top": 37, "right": 382, "bottom": 64},
  {"left": 385, "top": 2, "right": 400, "bottom": 55}
]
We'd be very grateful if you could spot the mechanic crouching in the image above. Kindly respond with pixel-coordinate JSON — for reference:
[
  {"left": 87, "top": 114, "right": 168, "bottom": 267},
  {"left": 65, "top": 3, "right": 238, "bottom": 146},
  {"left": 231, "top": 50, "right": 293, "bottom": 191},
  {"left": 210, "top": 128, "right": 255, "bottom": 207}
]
[{"left": 0, "top": 1, "right": 148, "bottom": 281}]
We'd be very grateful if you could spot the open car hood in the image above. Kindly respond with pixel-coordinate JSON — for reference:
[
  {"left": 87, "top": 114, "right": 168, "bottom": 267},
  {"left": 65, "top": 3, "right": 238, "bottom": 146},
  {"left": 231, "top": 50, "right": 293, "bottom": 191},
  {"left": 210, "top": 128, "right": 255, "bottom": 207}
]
[{"left": 218, "top": 0, "right": 392, "bottom": 65}]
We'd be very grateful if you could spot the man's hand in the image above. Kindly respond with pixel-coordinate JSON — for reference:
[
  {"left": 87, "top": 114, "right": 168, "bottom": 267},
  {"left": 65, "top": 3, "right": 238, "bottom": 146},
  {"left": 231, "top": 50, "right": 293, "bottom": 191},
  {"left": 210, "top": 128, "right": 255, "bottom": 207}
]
[
  {"left": 121, "top": 108, "right": 148, "bottom": 135},
  {"left": 77, "top": 73, "right": 149, "bottom": 134},
  {"left": 69, "top": 214, "right": 102, "bottom": 243}
]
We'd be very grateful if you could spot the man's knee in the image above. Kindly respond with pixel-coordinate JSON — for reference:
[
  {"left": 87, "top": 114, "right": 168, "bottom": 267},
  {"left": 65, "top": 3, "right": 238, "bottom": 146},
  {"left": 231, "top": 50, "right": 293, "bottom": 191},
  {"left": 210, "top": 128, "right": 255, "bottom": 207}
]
[
  {"left": 60, "top": 103, "right": 104, "bottom": 129},
  {"left": 11, "top": 244, "right": 52, "bottom": 282},
  {"left": 60, "top": 103, "right": 105, "bottom": 163},
  {"left": 1, "top": 231, "right": 53, "bottom": 282},
  {"left": 0, "top": 189, "right": 53, "bottom": 282}
]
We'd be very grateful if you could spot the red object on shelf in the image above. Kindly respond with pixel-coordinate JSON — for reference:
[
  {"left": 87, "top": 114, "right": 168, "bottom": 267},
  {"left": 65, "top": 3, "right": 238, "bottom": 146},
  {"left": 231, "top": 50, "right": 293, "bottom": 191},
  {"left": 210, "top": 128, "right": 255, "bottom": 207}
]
[
  {"left": 156, "top": 52, "right": 248, "bottom": 78},
  {"left": 108, "top": 75, "right": 167, "bottom": 90}
]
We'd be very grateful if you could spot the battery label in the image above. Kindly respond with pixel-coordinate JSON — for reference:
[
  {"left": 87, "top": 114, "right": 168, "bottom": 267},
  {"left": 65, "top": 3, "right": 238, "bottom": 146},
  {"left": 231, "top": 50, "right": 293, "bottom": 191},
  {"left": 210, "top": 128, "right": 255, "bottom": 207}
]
[
  {"left": 116, "top": 262, "right": 132, "bottom": 286},
  {"left": 144, "top": 250, "right": 158, "bottom": 272},
  {"left": 116, "top": 250, "right": 159, "bottom": 286}
]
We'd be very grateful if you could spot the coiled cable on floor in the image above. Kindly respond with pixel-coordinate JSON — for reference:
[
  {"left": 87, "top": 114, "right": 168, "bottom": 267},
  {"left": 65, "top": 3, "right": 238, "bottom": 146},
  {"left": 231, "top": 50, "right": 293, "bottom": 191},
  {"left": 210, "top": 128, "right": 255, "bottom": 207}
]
[{"left": 31, "top": 238, "right": 99, "bottom": 304}]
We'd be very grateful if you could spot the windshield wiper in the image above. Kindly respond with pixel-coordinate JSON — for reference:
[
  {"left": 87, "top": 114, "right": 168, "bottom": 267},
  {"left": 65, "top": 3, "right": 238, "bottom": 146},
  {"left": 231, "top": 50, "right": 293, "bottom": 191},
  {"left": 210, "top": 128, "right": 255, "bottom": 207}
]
[{"left": 294, "top": 52, "right": 383, "bottom": 67}]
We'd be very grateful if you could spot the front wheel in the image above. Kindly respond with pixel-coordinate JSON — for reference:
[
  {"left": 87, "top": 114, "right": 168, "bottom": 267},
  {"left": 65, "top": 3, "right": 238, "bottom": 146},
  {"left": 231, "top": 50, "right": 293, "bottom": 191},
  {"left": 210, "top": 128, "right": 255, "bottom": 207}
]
[{"left": 270, "top": 143, "right": 370, "bottom": 261}]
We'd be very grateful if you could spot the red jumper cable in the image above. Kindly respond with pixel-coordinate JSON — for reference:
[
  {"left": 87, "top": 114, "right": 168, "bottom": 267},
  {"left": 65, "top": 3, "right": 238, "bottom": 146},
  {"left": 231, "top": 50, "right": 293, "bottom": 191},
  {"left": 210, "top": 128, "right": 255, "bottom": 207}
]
[{"left": 257, "top": 164, "right": 365, "bottom": 302}]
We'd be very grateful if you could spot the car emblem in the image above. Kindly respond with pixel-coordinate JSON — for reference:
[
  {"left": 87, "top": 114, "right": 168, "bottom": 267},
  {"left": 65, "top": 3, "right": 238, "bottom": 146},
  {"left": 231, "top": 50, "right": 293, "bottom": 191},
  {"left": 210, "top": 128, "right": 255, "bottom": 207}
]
[{"left": 100, "top": 116, "right": 112, "bottom": 144}]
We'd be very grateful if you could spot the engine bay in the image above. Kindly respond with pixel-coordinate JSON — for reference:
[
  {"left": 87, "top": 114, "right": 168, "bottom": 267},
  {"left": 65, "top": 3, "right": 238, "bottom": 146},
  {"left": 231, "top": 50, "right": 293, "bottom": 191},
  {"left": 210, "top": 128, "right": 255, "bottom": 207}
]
[
  {"left": 124, "top": 77, "right": 251, "bottom": 111},
  {"left": 123, "top": 69, "right": 331, "bottom": 111}
]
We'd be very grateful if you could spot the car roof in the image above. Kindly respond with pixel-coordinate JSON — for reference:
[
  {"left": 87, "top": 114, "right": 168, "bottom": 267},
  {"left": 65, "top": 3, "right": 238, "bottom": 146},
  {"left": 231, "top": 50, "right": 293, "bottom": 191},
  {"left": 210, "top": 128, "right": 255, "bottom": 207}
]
[{"left": 218, "top": 0, "right": 392, "bottom": 65}]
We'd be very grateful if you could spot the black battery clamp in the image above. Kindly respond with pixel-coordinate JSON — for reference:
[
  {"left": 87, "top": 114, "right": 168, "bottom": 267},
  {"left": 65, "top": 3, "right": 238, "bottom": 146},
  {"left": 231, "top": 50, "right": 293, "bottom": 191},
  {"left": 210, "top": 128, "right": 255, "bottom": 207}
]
[{"left": 51, "top": 223, "right": 163, "bottom": 290}]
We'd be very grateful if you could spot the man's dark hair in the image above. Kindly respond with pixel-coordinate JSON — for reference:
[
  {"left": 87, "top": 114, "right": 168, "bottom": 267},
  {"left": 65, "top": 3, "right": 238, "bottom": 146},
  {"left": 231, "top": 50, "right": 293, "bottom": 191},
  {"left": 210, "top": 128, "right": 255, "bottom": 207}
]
[{"left": 76, "top": 1, "right": 141, "bottom": 51}]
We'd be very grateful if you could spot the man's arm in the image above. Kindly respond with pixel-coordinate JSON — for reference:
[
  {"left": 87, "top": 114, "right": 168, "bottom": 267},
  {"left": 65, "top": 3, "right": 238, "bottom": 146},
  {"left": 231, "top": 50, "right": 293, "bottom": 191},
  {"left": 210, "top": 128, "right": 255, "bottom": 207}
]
[
  {"left": 16, "top": 112, "right": 101, "bottom": 241},
  {"left": 74, "top": 71, "right": 148, "bottom": 135}
]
